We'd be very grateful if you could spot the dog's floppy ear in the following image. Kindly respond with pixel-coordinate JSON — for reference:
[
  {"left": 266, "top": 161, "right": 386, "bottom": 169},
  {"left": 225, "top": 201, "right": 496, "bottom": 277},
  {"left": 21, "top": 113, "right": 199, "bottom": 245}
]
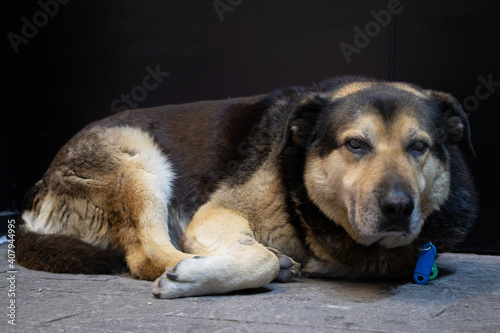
[
  {"left": 275, "top": 94, "right": 328, "bottom": 156},
  {"left": 428, "top": 90, "right": 476, "bottom": 158}
]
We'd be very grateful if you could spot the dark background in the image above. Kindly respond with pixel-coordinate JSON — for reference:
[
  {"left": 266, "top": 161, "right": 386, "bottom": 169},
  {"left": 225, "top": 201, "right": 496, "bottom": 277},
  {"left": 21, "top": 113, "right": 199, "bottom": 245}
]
[{"left": 1, "top": 0, "right": 499, "bottom": 252}]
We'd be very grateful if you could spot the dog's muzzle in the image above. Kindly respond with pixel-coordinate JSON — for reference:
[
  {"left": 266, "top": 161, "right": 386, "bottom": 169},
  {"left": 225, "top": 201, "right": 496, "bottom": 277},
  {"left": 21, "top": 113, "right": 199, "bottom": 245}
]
[{"left": 378, "top": 182, "right": 415, "bottom": 234}]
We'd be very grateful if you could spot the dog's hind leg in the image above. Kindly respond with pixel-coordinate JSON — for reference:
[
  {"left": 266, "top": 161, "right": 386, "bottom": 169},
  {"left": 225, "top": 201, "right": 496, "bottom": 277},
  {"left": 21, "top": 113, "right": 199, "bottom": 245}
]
[
  {"left": 93, "top": 127, "right": 197, "bottom": 281},
  {"left": 153, "top": 203, "right": 282, "bottom": 298},
  {"left": 19, "top": 126, "right": 195, "bottom": 281}
]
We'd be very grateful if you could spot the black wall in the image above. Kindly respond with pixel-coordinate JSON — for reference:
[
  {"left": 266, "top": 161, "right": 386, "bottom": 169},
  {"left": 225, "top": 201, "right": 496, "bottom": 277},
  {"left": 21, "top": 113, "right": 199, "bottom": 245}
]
[{"left": 2, "top": 0, "right": 499, "bottom": 252}]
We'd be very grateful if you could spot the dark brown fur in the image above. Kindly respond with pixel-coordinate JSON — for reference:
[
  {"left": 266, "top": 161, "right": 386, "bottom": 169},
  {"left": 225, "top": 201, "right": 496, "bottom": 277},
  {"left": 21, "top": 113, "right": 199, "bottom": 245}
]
[{"left": 17, "top": 77, "right": 477, "bottom": 298}]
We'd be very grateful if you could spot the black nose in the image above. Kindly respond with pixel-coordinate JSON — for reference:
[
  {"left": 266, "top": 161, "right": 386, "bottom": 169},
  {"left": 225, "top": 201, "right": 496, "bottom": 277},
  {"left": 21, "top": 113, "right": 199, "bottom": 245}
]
[{"left": 379, "top": 187, "right": 414, "bottom": 232}]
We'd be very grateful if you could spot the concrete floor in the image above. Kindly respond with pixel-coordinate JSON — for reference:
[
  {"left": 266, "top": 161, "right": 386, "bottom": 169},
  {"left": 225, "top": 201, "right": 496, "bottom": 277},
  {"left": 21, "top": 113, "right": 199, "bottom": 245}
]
[{"left": 1, "top": 243, "right": 499, "bottom": 332}]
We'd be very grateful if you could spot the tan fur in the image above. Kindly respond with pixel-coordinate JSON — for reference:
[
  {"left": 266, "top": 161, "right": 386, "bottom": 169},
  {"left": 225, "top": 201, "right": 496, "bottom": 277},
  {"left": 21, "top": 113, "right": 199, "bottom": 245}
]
[
  {"left": 329, "top": 81, "right": 427, "bottom": 101},
  {"left": 208, "top": 161, "right": 309, "bottom": 261},
  {"left": 329, "top": 82, "right": 374, "bottom": 100},
  {"left": 305, "top": 113, "right": 450, "bottom": 248},
  {"left": 389, "top": 83, "right": 428, "bottom": 98}
]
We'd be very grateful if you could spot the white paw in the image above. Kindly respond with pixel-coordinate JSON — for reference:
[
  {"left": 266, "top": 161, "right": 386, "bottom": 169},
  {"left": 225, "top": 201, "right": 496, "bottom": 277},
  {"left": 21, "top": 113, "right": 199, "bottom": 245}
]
[
  {"left": 152, "top": 250, "right": 279, "bottom": 299},
  {"left": 152, "top": 257, "right": 206, "bottom": 299}
]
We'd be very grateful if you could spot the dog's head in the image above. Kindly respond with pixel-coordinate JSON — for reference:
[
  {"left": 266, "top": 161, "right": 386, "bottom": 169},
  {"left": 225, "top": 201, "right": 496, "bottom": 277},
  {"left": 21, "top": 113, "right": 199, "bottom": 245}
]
[{"left": 278, "top": 79, "right": 474, "bottom": 248}]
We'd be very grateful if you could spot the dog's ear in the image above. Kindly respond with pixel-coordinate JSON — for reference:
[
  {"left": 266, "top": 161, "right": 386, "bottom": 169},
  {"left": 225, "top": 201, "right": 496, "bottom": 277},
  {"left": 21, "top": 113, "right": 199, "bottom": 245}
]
[
  {"left": 428, "top": 90, "right": 476, "bottom": 158},
  {"left": 275, "top": 94, "right": 328, "bottom": 156}
]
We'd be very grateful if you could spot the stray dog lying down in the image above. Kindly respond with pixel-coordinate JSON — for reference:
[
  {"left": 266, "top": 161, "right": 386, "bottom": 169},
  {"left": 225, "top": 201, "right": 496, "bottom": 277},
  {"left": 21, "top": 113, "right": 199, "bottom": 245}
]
[{"left": 17, "top": 77, "right": 477, "bottom": 298}]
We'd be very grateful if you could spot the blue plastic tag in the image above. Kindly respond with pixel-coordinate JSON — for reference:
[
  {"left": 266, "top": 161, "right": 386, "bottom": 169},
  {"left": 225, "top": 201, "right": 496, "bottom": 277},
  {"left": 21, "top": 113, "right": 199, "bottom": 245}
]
[{"left": 413, "top": 242, "right": 437, "bottom": 285}]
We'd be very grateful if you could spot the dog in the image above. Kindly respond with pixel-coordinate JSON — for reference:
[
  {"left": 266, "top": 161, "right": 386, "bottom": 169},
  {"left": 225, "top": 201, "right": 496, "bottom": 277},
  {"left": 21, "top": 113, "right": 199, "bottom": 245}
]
[{"left": 17, "top": 76, "right": 477, "bottom": 298}]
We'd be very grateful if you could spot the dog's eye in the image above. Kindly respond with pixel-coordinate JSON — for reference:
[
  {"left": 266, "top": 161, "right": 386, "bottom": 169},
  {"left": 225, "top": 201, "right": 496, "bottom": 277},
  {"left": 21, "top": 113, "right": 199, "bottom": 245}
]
[
  {"left": 409, "top": 140, "right": 428, "bottom": 156},
  {"left": 345, "top": 138, "right": 369, "bottom": 155},
  {"left": 347, "top": 138, "right": 363, "bottom": 149}
]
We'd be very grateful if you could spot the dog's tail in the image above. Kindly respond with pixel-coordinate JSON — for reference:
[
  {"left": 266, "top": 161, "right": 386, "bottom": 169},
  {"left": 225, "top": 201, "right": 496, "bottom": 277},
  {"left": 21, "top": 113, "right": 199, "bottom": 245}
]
[{"left": 16, "top": 218, "right": 126, "bottom": 275}]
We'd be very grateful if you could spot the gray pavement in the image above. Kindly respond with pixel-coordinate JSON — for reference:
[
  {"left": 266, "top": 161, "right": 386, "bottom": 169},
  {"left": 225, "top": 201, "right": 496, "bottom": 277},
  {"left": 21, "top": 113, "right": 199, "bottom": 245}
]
[{"left": 1, "top": 243, "right": 499, "bottom": 332}]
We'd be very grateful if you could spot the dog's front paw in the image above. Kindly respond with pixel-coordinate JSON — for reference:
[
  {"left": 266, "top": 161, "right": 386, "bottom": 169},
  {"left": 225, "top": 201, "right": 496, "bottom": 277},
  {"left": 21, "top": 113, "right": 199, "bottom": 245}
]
[
  {"left": 266, "top": 247, "right": 302, "bottom": 282},
  {"left": 152, "top": 258, "right": 204, "bottom": 299},
  {"left": 152, "top": 249, "right": 283, "bottom": 299}
]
